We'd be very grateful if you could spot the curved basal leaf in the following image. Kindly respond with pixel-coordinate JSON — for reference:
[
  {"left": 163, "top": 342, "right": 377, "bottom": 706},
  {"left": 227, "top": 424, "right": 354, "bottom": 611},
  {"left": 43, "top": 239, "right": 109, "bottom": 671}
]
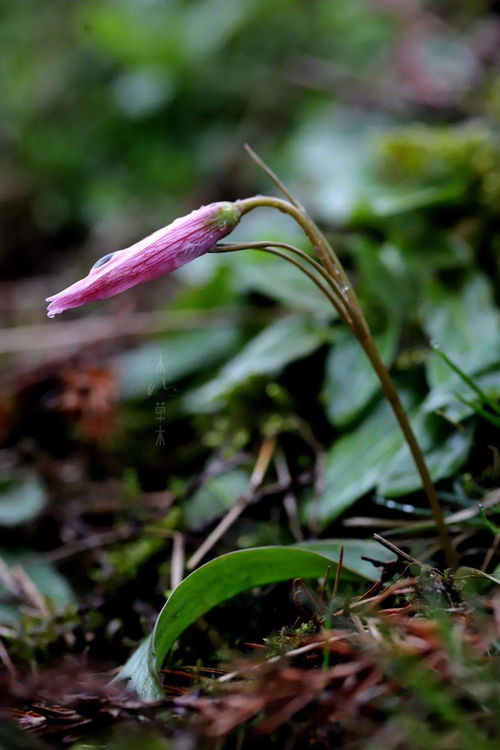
[{"left": 120, "top": 546, "right": 338, "bottom": 700}]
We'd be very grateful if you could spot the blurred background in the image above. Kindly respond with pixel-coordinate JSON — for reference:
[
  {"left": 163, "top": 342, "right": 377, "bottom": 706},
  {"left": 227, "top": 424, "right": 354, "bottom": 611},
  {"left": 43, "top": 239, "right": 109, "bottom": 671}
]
[{"left": 1, "top": 0, "right": 500, "bottom": 685}]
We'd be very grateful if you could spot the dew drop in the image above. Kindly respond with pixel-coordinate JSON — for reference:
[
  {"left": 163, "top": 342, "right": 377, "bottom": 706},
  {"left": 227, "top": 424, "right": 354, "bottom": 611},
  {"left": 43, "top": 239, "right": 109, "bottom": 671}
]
[{"left": 91, "top": 252, "right": 115, "bottom": 271}]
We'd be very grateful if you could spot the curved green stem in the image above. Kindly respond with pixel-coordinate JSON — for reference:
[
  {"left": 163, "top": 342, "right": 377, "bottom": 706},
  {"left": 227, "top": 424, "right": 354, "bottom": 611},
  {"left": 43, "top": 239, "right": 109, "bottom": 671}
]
[
  {"left": 214, "top": 240, "right": 352, "bottom": 323},
  {"left": 216, "top": 241, "right": 455, "bottom": 568},
  {"left": 212, "top": 243, "right": 350, "bottom": 322},
  {"left": 236, "top": 160, "right": 456, "bottom": 567},
  {"left": 358, "top": 336, "right": 457, "bottom": 569},
  {"left": 236, "top": 196, "right": 349, "bottom": 291},
  {"left": 244, "top": 144, "right": 304, "bottom": 211}
]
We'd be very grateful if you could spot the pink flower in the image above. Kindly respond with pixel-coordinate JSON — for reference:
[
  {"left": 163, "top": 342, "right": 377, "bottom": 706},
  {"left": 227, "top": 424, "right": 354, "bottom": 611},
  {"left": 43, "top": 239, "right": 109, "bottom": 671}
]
[{"left": 46, "top": 201, "right": 241, "bottom": 317}]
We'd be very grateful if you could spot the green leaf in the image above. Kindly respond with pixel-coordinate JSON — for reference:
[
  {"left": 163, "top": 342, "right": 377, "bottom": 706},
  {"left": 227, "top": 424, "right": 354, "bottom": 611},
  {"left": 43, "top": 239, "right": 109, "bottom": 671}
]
[
  {"left": 120, "top": 546, "right": 337, "bottom": 700},
  {"left": 23, "top": 559, "right": 75, "bottom": 606},
  {"left": 0, "top": 605, "right": 19, "bottom": 626},
  {"left": 0, "top": 550, "right": 76, "bottom": 623},
  {"left": 183, "top": 469, "right": 249, "bottom": 528},
  {"left": 377, "top": 419, "right": 473, "bottom": 497},
  {"left": 286, "top": 106, "right": 459, "bottom": 226},
  {"left": 285, "top": 106, "right": 388, "bottom": 223},
  {"left": 295, "top": 539, "right": 396, "bottom": 580},
  {"left": 234, "top": 252, "right": 335, "bottom": 317},
  {"left": 423, "top": 273, "right": 500, "bottom": 391},
  {"left": 305, "top": 398, "right": 406, "bottom": 526},
  {"left": 117, "top": 326, "right": 240, "bottom": 399},
  {"left": 421, "top": 369, "right": 500, "bottom": 422},
  {"left": 115, "top": 634, "right": 157, "bottom": 702},
  {"left": 0, "top": 472, "right": 47, "bottom": 527},
  {"left": 455, "top": 566, "right": 500, "bottom": 595},
  {"left": 184, "top": 315, "right": 329, "bottom": 413},
  {"left": 323, "top": 321, "right": 399, "bottom": 427},
  {"left": 354, "top": 240, "right": 413, "bottom": 321},
  {"left": 368, "top": 183, "right": 463, "bottom": 217}
]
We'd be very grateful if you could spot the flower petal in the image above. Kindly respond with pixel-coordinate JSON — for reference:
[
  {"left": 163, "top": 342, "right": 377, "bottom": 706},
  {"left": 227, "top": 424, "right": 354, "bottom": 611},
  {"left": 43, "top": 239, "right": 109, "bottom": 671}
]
[{"left": 46, "top": 201, "right": 241, "bottom": 317}]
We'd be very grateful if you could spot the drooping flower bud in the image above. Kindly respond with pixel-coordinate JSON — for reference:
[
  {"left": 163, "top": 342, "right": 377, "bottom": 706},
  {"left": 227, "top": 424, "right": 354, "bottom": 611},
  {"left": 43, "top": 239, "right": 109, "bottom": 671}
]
[{"left": 46, "top": 201, "right": 241, "bottom": 317}]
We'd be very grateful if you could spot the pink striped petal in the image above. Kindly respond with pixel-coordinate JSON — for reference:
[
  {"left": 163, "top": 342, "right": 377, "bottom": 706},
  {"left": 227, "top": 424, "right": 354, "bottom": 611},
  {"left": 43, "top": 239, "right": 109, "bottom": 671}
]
[{"left": 46, "top": 201, "right": 241, "bottom": 317}]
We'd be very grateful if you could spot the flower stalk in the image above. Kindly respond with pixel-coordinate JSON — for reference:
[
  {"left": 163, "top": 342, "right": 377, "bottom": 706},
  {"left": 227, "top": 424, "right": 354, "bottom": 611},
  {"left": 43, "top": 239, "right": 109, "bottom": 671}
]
[
  {"left": 45, "top": 145, "right": 457, "bottom": 568},
  {"left": 225, "top": 149, "right": 457, "bottom": 570},
  {"left": 213, "top": 240, "right": 351, "bottom": 322}
]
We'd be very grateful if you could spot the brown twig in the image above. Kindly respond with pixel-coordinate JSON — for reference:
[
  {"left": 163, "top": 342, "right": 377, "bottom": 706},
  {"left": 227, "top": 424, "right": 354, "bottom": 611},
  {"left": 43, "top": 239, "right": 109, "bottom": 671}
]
[
  {"left": 187, "top": 436, "right": 277, "bottom": 570},
  {"left": 170, "top": 532, "right": 185, "bottom": 590},
  {"left": 39, "top": 526, "right": 135, "bottom": 563}
]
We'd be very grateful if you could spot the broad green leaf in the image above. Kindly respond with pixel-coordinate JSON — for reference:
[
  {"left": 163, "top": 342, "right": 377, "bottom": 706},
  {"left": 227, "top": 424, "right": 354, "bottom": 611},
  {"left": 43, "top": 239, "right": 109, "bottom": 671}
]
[
  {"left": 285, "top": 106, "right": 389, "bottom": 223},
  {"left": 183, "top": 469, "right": 249, "bottom": 528},
  {"left": 432, "top": 348, "right": 500, "bottom": 420},
  {"left": 0, "top": 605, "right": 20, "bottom": 626},
  {"left": 369, "top": 183, "right": 463, "bottom": 217},
  {"left": 0, "top": 472, "right": 47, "bottom": 527},
  {"left": 323, "top": 321, "right": 399, "bottom": 427},
  {"left": 378, "top": 420, "right": 473, "bottom": 497},
  {"left": 234, "top": 252, "right": 334, "bottom": 317},
  {"left": 120, "top": 546, "right": 338, "bottom": 700},
  {"left": 117, "top": 326, "right": 240, "bottom": 399},
  {"left": 286, "top": 106, "right": 459, "bottom": 225},
  {"left": 423, "top": 273, "right": 500, "bottom": 391},
  {"left": 184, "top": 315, "right": 329, "bottom": 413},
  {"left": 295, "top": 539, "right": 396, "bottom": 580},
  {"left": 23, "top": 559, "right": 75, "bottom": 606},
  {"left": 305, "top": 398, "right": 406, "bottom": 526},
  {"left": 354, "top": 240, "right": 413, "bottom": 320}
]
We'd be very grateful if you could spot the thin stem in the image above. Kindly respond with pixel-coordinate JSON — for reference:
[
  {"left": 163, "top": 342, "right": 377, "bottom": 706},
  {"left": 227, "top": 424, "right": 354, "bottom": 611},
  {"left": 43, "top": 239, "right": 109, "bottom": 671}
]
[
  {"left": 216, "top": 241, "right": 455, "bottom": 566},
  {"left": 242, "top": 148, "right": 360, "bottom": 308},
  {"left": 362, "top": 339, "right": 458, "bottom": 569},
  {"left": 217, "top": 241, "right": 327, "bottom": 285},
  {"left": 244, "top": 144, "right": 304, "bottom": 211},
  {"left": 373, "top": 533, "right": 427, "bottom": 567},
  {"left": 212, "top": 243, "right": 350, "bottom": 322},
  {"left": 214, "top": 240, "right": 352, "bottom": 323},
  {"left": 224, "top": 223, "right": 455, "bottom": 566},
  {"left": 237, "top": 155, "right": 456, "bottom": 567},
  {"left": 236, "top": 196, "right": 348, "bottom": 290}
]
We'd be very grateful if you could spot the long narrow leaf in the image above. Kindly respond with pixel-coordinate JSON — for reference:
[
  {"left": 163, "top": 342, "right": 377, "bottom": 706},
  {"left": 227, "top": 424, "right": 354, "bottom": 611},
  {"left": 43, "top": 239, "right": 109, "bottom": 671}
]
[{"left": 119, "top": 546, "right": 343, "bottom": 700}]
